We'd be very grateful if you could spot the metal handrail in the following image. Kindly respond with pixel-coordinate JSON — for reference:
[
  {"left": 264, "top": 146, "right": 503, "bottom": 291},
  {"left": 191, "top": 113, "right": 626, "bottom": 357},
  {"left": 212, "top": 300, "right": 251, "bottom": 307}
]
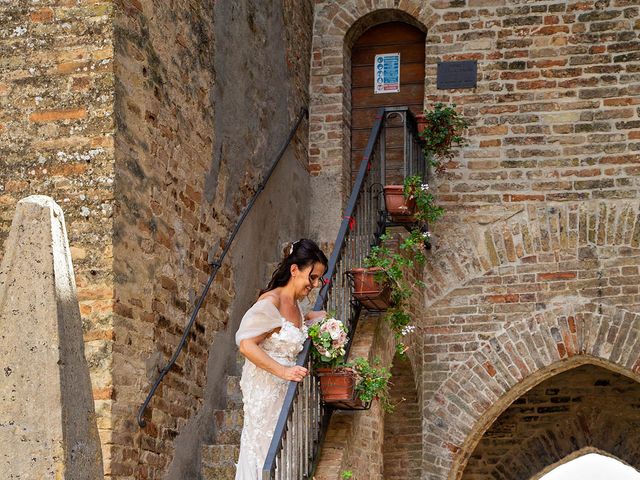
[
  {"left": 137, "top": 107, "right": 309, "bottom": 428},
  {"left": 262, "top": 106, "right": 426, "bottom": 479}
]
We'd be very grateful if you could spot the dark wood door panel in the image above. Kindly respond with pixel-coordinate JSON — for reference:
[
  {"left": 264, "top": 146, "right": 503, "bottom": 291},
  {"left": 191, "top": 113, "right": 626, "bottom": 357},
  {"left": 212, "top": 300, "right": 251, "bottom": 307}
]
[
  {"left": 350, "top": 22, "right": 425, "bottom": 182},
  {"left": 352, "top": 43, "right": 425, "bottom": 67},
  {"left": 352, "top": 126, "right": 410, "bottom": 152},
  {"left": 355, "top": 22, "right": 425, "bottom": 46},
  {"left": 352, "top": 83, "right": 424, "bottom": 106},
  {"left": 352, "top": 62, "right": 425, "bottom": 88}
]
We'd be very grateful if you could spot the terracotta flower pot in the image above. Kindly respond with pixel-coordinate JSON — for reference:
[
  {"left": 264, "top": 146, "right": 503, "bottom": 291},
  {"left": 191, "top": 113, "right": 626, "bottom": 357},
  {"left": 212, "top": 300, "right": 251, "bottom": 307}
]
[
  {"left": 316, "top": 368, "right": 370, "bottom": 410},
  {"left": 316, "top": 368, "right": 357, "bottom": 402},
  {"left": 383, "top": 185, "right": 416, "bottom": 223},
  {"left": 348, "top": 267, "right": 392, "bottom": 311},
  {"left": 415, "top": 113, "right": 427, "bottom": 132}
]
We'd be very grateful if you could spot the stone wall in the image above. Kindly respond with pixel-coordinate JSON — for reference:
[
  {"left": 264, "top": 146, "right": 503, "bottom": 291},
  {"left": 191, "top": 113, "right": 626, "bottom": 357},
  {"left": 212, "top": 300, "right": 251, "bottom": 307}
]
[
  {"left": 0, "top": 0, "right": 115, "bottom": 465},
  {"left": 112, "top": 0, "right": 314, "bottom": 478},
  {"left": 1, "top": 0, "right": 314, "bottom": 478}
]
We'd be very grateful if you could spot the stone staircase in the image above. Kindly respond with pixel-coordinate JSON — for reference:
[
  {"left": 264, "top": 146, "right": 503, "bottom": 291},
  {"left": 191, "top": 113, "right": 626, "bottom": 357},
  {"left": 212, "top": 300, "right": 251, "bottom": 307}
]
[{"left": 201, "top": 357, "right": 244, "bottom": 479}]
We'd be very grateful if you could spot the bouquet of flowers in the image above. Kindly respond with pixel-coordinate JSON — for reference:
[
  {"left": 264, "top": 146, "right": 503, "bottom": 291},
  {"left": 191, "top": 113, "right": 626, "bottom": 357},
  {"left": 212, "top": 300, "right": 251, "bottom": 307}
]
[{"left": 308, "top": 315, "right": 349, "bottom": 367}]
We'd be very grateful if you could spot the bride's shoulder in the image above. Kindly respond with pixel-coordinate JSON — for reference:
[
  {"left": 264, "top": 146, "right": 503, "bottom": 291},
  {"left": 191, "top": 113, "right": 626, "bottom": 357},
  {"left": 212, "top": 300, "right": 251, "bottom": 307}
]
[{"left": 256, "top": 290, "right": 281, "bottom": 309}]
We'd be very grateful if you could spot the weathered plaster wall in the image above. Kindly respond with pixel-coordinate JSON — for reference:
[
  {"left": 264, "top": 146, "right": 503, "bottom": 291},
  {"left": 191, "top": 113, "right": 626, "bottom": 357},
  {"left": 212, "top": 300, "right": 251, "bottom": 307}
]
[
  {"left": 113, "top": 0, "right": 314, "bottom": 477},
  {"left": 0, "top": 0, "right": 115, "bottom": 466}
]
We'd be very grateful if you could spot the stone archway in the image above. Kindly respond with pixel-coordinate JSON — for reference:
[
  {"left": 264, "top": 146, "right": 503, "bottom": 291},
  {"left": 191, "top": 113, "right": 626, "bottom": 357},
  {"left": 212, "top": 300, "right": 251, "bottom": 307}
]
[
  {"left": 308, "top": 1, "right": 434, "bottom": 244},
  {"left": 411, "top": 199, "right": 640, "bottom": 479},
  {"left": 461, "top": 364, "right": 640, "bottom": 480},
  {"left": 421, "top": 301, "right": 640, "bottom": 480}
]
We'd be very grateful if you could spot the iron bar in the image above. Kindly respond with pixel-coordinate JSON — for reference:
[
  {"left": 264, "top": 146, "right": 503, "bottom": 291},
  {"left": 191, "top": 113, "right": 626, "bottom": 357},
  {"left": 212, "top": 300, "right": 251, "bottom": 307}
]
[
  {"left": 261, "top": 106, "right": 425, "bottom": 478},
  {"left": 137, "top": 107, "right": 308, "bottom": 428}
]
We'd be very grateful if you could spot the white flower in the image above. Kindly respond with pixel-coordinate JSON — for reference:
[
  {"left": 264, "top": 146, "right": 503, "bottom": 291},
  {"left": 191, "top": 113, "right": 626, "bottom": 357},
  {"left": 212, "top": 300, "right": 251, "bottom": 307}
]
[
  {"left": 421, "top": 183, "right": 429, "bottom": 191},
  {"left": 422, "top": 231, "right": 431, "bottom": 239},
  {"left": 401, "top": 325, "right": 416, "bottom": 336},
  {"left": 322, "top": 318, "right": 344, "bottom": 340}
]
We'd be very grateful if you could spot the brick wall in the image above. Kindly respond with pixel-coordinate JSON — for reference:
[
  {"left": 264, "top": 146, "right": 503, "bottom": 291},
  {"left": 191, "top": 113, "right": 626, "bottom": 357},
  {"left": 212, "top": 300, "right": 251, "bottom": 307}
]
[
  {"left": 424, "top": 0, "right": 640, "bottom": 208},
  {"left": 0, "top": 0, "right": 115, "bottom": 464},
  {"left": 382, "top": 355, "right": 422, "bottom": 480},
  {"left": 463, "top": 363, "right": 640, "bottom": 480},
  {"left": 309, "top": 1, "right": 640, "bottom": 478},
  {"left": 112, "top": 1, "right": 314, "bottom": 478}
]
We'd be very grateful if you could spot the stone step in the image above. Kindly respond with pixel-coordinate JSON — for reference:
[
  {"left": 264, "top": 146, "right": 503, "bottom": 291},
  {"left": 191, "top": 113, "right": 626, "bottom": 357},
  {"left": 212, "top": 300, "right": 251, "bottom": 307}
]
[
  {"left": 201, "top": 463, "right": 236, "bottom": 480},
  {"left": 214, "top": 408, "right": 244, "bottom": 433},
  {"left": 201, "top": 443, "right": 239, "bottom": 466},
  {"left": 226, "top": 374, "right": 243, "bottom": 409}
]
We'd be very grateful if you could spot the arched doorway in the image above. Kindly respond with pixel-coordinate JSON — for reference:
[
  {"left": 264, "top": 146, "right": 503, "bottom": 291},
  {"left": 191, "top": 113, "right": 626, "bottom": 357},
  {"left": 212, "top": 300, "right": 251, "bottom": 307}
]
[
  {"left": 350, "top": 21, "right": 425, "bottom": 182},
  {"left": 461, "top": 364, "right": 640, "bottom": 480}
]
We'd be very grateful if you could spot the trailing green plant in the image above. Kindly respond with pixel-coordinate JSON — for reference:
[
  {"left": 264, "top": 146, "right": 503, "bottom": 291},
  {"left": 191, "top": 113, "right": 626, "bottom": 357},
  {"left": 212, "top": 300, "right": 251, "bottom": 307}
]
[
  {"left": 351, "top": 357, "right": 392, "bottom": 412},
  {"left": 365, "top": 174, "right": 445, "bottom": 355},
  {"left": 341, "top": 470, "right": 354, "bottom": 480},
  {"left": 403, "top": 174, "right": 445, "bottom": 225},
  {"left": 419, "top": 102, "right": 468, "bottom": 172}
]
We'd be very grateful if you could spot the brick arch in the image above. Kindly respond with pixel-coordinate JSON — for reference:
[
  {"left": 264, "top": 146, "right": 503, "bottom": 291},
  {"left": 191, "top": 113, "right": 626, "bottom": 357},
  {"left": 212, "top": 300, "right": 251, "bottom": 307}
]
[
  {"left": 422, "top": 301, "right": 640, "bottom": 480},
  {"left": 421, "top": 200, "right": 640, "bottom": 309},
  {"left": 308, "top": 1, "right": 434, "bottom": 243},
  {"left": 462, "top": 366, "right": 640, "bottom": 480}
]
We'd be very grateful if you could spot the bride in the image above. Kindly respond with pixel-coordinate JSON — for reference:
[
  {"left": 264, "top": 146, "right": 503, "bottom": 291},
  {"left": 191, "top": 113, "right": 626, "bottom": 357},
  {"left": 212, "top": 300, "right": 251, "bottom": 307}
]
[{"left": 235, "top": 239, "right": 328, "bottom": 479}]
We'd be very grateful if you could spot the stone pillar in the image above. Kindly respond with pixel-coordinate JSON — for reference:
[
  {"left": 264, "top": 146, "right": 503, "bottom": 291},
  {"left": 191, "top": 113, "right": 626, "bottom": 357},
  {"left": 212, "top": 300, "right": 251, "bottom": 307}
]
[{"left": 0, "top": 196, "right": 103, "bottom": 479}]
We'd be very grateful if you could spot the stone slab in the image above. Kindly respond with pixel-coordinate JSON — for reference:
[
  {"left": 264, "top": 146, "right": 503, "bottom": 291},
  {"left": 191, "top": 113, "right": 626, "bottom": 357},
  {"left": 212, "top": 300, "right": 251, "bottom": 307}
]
[{"left": 0, "top": 196, "right": 103, "bottom": 479}]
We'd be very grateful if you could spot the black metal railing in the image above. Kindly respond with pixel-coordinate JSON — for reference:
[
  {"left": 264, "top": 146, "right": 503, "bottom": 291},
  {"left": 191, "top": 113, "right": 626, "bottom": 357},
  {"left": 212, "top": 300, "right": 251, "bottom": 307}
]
[
  {"left": 137, "top": 107, "right": 308, "bottom": 428},
  {"left": 262, "top": 106, "right": 426, "bottom": 479}
]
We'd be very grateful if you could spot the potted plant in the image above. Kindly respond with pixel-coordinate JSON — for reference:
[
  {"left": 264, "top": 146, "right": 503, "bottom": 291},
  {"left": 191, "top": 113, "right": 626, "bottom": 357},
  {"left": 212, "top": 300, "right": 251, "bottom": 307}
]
[
  {"left": 383, "top": 184, "right": 416, "bottom": 223},
  {"left": 315, "top": 358, "right": 392, "bottom": 411},
  {"left": 384, "top": 174, "right": 444, "bottom": 225},
  {"left": 309, "top": 316, "right": 392, "bottom": 410},
  {"left": 348, "top": 266, "right": 392, "bottom": 311},
  {"left": 418, "top": 103, "right": 468, "bottom": 172}
]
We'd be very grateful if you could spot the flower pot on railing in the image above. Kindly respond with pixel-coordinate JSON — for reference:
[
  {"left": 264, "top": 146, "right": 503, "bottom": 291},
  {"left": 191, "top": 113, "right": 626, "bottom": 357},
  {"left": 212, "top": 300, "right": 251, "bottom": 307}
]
[
  {"left": 316, "top": 367, "right": 370, "bottom": 410},
  {"left": 348, "top": 267, "right": 392, "bottom": 311},
  {"left": 383, "top": 185, "right": 416, "bottom": 223}
]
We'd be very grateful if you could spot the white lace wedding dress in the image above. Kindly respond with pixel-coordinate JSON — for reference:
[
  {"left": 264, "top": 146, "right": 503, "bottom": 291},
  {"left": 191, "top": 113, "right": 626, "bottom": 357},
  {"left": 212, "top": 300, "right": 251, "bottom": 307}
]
[{"left": 235, "top": 299, "right": 308, "bottom": 480}]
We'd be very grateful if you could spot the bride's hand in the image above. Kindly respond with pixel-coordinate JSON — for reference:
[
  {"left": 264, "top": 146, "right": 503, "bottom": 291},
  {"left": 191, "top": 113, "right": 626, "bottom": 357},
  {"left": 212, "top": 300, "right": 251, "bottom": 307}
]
[
  {"left": 305, "top": 310, "right": 326, "bottom": 326},
  {"left": 281, "top": 365, "right": 308, "bottom": 382}
]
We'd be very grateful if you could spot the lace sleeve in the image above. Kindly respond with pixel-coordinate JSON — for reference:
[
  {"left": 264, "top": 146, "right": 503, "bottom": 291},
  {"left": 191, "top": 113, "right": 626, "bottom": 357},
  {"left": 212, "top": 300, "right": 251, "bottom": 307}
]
[{"left": 235, "top": 300, "right": 283, "bottom": 346}]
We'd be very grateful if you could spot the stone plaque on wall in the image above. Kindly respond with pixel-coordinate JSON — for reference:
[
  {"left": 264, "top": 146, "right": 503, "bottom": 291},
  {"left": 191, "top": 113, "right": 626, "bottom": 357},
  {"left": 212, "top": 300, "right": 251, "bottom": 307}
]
[{"left": 437, "top": 60, "right": 477, "bottom": 89}]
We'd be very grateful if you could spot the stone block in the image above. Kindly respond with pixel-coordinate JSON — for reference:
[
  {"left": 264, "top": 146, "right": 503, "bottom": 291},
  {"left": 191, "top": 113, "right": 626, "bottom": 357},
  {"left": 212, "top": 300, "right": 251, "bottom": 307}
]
[{"left": 0, "top": 196, "right": 103, "bottom": 478}]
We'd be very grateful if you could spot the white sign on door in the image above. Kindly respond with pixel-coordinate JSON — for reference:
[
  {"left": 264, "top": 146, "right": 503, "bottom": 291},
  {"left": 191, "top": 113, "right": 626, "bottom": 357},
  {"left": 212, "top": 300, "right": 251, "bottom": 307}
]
[{"left": 374, "top": 53, "right": 400, "bottom": 94}]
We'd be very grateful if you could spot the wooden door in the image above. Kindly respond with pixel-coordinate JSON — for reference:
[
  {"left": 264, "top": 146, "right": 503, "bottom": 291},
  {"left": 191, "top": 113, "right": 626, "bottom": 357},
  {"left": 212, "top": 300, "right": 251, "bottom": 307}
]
[{"left": 351, "top": 22, "right": 425, "bottom": 183}]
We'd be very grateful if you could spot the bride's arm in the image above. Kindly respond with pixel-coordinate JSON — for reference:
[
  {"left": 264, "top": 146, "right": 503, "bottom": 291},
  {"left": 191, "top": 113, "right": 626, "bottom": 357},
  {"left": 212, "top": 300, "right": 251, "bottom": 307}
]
[{"left": 239, "top": 333, "right": 308, "bottom": 382}]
